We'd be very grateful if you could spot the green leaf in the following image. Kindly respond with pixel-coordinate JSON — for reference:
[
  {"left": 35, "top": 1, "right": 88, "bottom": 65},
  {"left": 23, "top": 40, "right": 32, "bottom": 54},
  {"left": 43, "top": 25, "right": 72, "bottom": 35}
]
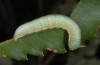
[
  {"left": 0, "top": 29, "right": 66, "bottom": 60},
  {"left": 71, "top": 0, "right": 100, "bottom": 41}
]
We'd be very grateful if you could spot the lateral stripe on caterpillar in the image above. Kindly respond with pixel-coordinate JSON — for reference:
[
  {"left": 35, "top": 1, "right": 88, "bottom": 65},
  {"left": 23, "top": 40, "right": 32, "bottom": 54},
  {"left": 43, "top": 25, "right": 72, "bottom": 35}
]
[{"left": 14, "top": 14, "right": 81, "bottom": 50}]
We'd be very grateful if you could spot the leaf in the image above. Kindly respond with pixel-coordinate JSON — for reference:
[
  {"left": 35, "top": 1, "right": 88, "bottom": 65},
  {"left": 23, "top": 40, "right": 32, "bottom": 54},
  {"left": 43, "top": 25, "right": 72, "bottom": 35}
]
[
  {"left": 0, "top": 14, "right": 81, "bottom": 60},
  {"left": 71, "top": 0, "right": 100, "bottom": 41},
  {"left": 0, "top": 29, "right": 66, "bottom": 60}
]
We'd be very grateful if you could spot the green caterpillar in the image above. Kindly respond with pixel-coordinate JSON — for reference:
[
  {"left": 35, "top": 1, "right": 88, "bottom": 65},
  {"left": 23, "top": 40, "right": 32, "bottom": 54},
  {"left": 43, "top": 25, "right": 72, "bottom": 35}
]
[{"left": 14, "top": 14, "right": 81, "bottom": 50}]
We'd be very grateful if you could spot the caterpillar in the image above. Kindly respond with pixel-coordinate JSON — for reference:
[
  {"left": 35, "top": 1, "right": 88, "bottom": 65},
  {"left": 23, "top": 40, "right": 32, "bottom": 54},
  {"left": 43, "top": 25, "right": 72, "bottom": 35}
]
[{"left": 14, "top": 14, "right": 81, "bottom": 50}]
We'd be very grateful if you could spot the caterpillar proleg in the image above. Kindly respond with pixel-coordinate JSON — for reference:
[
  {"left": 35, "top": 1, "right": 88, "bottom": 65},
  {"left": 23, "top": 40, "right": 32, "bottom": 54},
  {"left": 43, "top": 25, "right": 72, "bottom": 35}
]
[{"left": 14, "top": 14, "right": 81, "bottom": 50}]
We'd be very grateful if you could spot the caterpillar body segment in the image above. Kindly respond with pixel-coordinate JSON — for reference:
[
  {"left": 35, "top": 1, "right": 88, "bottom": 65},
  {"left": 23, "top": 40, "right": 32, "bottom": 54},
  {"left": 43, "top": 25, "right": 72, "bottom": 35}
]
[{"left": 14, "top": 14, "right": 81, "bottom": 50}]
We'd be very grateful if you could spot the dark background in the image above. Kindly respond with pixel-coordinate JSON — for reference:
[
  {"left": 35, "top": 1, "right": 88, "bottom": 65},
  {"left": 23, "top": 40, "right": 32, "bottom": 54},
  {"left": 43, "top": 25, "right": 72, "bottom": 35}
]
[{"left": 0, "top": 0, "right": 100, "bottom": 65}]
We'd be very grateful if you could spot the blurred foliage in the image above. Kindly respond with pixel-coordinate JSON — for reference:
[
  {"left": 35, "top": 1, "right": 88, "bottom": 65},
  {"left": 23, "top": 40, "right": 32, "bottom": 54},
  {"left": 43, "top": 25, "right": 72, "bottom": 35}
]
[
  {"left": 71, "top": 0, "right": 100, "bottom": 41},
  {"left": 67, "top": 0, "right": 100, "bottom": 65},
  {"left": 0, "top": 57, "right": 12, "bottom": 65}
]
